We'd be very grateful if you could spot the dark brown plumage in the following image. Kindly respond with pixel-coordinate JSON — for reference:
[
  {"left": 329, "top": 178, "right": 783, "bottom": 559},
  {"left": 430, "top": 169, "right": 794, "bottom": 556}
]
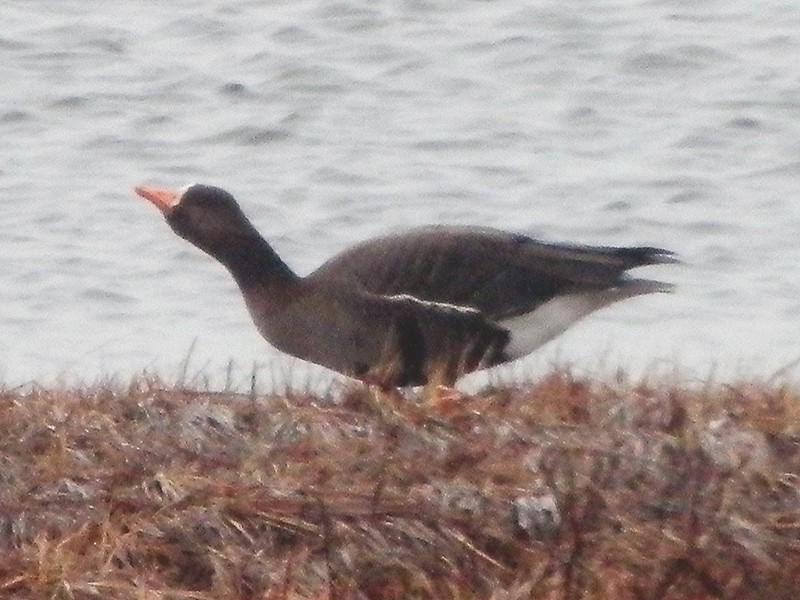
[{"left": 135, "top": 183, "right": 676, "bottom": 387}]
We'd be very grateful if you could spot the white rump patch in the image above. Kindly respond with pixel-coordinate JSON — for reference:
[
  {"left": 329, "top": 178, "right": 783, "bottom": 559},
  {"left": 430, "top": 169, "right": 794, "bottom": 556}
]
[
  {"left": 500, "top": 293, "right": 617, "bottom": 359},
  {"left": 499, "top": 278, "right": 672, "bottom": 358}
]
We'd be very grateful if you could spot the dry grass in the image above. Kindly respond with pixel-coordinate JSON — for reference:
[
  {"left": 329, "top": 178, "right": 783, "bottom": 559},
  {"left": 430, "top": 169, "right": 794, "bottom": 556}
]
[{"left": 1, "top": 371, "right": 799, "bottom": 599}]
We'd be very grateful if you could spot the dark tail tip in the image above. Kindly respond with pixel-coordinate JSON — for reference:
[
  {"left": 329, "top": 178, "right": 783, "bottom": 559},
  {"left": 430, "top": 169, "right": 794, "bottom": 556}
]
[{"left": 616, "top": 246, "right": 681, "bottom": 267}]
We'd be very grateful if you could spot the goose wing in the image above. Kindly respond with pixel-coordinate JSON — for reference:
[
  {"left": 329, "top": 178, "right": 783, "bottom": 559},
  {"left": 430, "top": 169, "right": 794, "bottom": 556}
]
[{"left": 309, "top": 225, "right": 675, "bottom": 320}]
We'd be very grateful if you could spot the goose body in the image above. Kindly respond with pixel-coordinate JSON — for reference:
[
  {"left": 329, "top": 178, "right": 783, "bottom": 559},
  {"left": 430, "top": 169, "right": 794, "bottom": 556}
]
[{"left": 135, "top": 184, "right": 676, "bottom": 387}]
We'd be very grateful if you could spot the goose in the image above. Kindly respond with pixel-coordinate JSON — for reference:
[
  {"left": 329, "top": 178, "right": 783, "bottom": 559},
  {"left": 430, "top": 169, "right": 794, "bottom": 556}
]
[{"left": 134, "top": 183, "right": 676, "bottom": 388}]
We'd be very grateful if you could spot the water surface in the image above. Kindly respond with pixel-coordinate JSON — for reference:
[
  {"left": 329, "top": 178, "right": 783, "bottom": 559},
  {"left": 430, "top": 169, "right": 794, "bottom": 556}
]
[{"left": 2, "top": 0, "right": 799, "bottom": 388}]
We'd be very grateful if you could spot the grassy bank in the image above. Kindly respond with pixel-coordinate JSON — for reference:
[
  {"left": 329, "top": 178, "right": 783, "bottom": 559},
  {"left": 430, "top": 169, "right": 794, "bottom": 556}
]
[{"left": 1, "top": 372, "right": 799, "bottom": 599}]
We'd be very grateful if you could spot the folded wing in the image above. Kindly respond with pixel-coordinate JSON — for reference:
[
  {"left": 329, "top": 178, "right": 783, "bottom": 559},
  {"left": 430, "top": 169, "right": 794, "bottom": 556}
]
[{"left": 309, "top": 225, "right": 676, "bottom": 320}]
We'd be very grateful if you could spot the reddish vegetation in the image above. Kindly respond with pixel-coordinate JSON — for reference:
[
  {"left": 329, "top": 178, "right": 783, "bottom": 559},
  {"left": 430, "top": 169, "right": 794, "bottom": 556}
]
[{"left": 1, "top": 372, "right": 799, "bottom": 599}]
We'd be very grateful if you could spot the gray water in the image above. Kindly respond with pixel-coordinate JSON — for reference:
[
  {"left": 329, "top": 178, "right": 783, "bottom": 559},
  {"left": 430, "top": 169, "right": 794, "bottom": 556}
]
[{"left": 2, "top": 0, "right": 799, "bottom": 389}]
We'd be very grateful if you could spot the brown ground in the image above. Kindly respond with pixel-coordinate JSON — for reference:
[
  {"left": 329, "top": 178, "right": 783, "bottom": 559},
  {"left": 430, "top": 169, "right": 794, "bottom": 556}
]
[{"left": 1, "top": 371, "right": 799, "bottom": 599}]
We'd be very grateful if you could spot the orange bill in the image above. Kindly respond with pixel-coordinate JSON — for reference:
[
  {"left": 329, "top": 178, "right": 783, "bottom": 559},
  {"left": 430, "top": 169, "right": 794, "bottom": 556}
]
[{"left": 134, "top": 185, "right": 180, "bottom": 215}]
